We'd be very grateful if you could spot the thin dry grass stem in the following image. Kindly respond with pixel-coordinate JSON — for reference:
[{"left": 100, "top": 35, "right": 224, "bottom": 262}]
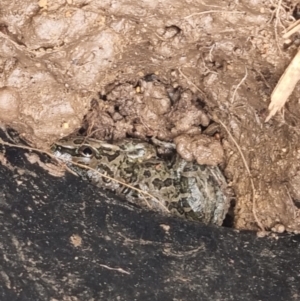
[
  {"left": 267, "top": 11, "right": 275, "bottom": 25},
  {"left": 72, "top": 162, "right": 159, "bottom": 211},
  {"left": 86, "top": 119, "right": 96, "bottom": 137},
  {"left": 202, "top": 3, "right": 226, "bottom": 9},
  {"left": 178, "top": 68, "right": 205, "bottom": 95},
  {"left": 85, "top": 128, "right": 104, "bottom": 140},
  {"left": 0, "top": 138, "right": 169, "bottom": 213},
  {"left": 274, "top": 0, "right": 284, "bottom": 55},
  {"left": 217, "top": 119, "right": 265, "bottom": 232},
  {"left": 69, "top": 161, "right": 165, "bottom": 211},
  {"left": 209, "top": 43, "right": 216, "bottom": 62},
  {"left": 63, "top": 161, "right": 169, "bottom": 212},
  {"left": 285, "top": 185, "right": 296, "bottom": 219},
  {"left": 283, "top": 19, "right": 300, "bottom": 39},
  {"left": 184, "top": 10, "right": 245, "bottom": 19},
  {"left": 84, "top": 123, "right": 112, "bottom": 144},
  {"left": 0, "top": 139, "right": 61, "bottom": 163},
  {"left": 268, "top": 0, "right": 286, "bottom": 25},
  {"left": 154, "top": 32, "right": 168, "bottom": 42},
  {"left": 0, "top": 139, "right": 80, "bottom": 177},
  {"left": 231, "top": 67, "right": 248, "bottom": 103},
  {"left": 99, "top": 264, "right": 130, "bottom": 275},
  {"left": 255, "top": 69, "right": 271, "bottom": 89},
  {"left": 199, "top": 52, "right": 218, "bottom": 75}
]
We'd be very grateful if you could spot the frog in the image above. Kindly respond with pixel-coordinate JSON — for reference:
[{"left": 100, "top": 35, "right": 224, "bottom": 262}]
[{"left": 52, "top": 137, "right": 229, "bottom": 225}]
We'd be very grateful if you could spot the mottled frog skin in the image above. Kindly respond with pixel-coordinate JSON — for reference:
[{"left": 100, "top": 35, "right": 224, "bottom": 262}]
[{"left": 53, "top": 138, "right": 229, "bottom": 225}]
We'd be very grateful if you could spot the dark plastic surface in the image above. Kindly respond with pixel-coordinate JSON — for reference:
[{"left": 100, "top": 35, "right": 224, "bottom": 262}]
[{"left": 0, "top": 136, "right": 299, "bottom": 301}]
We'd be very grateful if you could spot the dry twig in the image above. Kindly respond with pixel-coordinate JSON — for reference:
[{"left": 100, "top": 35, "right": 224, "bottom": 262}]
[
  {"left": 283, "top": 19, "right": 300, "bottom": 39},
  {"left": 184, "top": 10, "right": 245, "bottom": 19},
  {"left": 231, "top": 67, "right": 248, "bottom": 103},
  {"left": 99, "top": 264, "right": 130, "bottom": 275},
  {"left": 274, "top": 0, "right": 284, "bottom": 54},
  {"left": 178, "top": 68, "right": 205, "bottom": 95},
  {"left": 266, "top": 48, "right": 300, "bottom": 122}
]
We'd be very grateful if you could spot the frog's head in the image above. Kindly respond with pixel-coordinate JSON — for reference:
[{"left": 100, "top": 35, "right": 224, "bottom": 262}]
[{"left": 52, "top": 137, "right": 103, "bottom": 167}]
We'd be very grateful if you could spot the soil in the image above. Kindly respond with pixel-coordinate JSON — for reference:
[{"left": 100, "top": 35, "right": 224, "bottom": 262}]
[{"left": 1, "top": 0, "right": 300, "bottom": 232}]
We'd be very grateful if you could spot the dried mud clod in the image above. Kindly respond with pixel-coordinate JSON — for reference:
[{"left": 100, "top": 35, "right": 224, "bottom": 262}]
[
  {"left": 174, "top": 134, "right": 224, "bottom": 166},
  {"left": 78, "top": 76, "right": 224, "bottom": 167}
]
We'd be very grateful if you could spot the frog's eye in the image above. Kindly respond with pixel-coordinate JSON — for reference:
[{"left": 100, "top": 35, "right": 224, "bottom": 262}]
[{"left": 79, "top": 146, "right": 94, "bottom": 158}]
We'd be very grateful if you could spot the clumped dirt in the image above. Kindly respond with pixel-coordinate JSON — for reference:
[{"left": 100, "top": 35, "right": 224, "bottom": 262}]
[{"left": 1, "top": 0, "right": 300, "bottom": 232}]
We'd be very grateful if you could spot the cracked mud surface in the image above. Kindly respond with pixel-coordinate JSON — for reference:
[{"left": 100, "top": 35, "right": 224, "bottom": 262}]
[{"left": 1, "top": 0, "right": 300, "bottom": 232}]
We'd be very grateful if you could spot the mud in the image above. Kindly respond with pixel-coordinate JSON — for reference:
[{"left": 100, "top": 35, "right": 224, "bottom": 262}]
[{"left": 1, "top": 0, "right": 300, "bottom": 232}]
